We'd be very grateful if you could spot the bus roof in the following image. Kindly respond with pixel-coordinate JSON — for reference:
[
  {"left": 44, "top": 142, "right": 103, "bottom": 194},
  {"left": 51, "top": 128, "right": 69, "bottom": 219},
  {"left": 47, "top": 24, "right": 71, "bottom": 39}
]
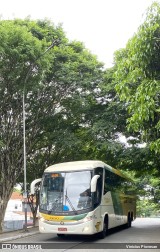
[
  {"left": 44, "top": 160, "right": 130, "bottom": 180},
  {"left": 45, "top": 160, "right": 105, "bottom": 172}
]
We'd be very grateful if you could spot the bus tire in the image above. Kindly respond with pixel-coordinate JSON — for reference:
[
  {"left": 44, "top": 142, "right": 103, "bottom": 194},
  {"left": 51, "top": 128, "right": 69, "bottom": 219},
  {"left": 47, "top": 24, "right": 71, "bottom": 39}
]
[
  {"left": 126, "top": 213, "right": 132, "bottom": 228},
  {"left": 98, "top": 216, "right": 108, "bottom": 239},
  {"left": 57, "top": 234, "right": 65, "bottom": 238}
]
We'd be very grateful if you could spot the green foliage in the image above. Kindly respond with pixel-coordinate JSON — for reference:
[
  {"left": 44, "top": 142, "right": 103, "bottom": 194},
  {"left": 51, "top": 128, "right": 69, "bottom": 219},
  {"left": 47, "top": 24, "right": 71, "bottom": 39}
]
[
  {"left": 119, "top": 166, "right": 160, "bottom": 217},
  {"left": 13, "top": 187, "right": 21, "bottom": 193},
  {"left": 113, "top": 3, "right": 160, "bottom": 217},
  {"left": 114, "top": 2, "right": 160, "bottom": 153},
  {"left": 0, "top": 18, "right": 69, "bottom": 231},
  {"left": 0, "top": 20, "right": 55, "bottom": 92},
  {"left": 1, "top": 18, "right": 118, "bottom": 191},
  {"left": 136, "top": 171, "right": 160, "bottom": 217},
  {"left": 137, "top": 200, "right": 159, "bottom": 217},
  {"left": 24, "top": 39, "right": 106, "bottom": 182},
  {"left": 1, "top": 12, "right": 159, "bottom": 224}
]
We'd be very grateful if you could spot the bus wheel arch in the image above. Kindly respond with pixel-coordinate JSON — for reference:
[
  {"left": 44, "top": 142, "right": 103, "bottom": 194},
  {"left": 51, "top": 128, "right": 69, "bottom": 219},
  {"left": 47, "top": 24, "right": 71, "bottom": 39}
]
[{"left": 98, "top": 214, "right": 108, "bottom": 239}]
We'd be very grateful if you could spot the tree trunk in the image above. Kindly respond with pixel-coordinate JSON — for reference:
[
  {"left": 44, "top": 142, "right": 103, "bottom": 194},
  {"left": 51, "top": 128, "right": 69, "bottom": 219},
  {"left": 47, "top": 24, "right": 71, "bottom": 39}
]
[
  {"left": 0, "top": 185, "right": 13, "bottom": 233},
  {"left": 0, "top": 202, "right": 5, "bottom": 233},
  {"left": 32, "top": 211, "right": 37, "bottom": 227},
  {"left": 27, "top": 189, "right": 39, "bottom": 227}
]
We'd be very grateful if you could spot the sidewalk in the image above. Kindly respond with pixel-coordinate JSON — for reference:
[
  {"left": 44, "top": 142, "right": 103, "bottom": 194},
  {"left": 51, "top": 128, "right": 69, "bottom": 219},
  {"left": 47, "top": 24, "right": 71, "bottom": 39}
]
[{"left": 0, "top": 226, "right": 39, "bottom": 242}]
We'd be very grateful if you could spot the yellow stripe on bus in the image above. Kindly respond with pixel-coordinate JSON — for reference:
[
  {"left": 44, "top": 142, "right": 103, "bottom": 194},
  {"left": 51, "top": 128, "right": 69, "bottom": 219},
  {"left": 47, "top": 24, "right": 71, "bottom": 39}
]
[{"left": 41, "top": 213, "right": 77, "bottom": 222}]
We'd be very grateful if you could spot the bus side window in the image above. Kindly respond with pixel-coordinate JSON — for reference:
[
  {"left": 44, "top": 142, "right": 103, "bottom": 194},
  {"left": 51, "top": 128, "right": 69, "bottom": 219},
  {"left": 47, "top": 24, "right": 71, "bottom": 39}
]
[
  {"left": 104, "top": 169, "right": 111, "bottom": 194},
  {"left": 104, "top": 177, "right": 109, "bottom": 194},
  {"left": 104, "top": 169, "right": 117, "bottom": 194},
  {"left": 104, "top": 169, "right": 134, "bottom": 195}
]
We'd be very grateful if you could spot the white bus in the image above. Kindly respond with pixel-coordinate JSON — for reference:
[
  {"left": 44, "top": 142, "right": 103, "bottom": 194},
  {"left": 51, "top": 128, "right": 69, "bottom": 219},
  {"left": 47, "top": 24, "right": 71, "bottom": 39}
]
[{"left": 31, "top": 160, "right": 136, "bottom": 238}]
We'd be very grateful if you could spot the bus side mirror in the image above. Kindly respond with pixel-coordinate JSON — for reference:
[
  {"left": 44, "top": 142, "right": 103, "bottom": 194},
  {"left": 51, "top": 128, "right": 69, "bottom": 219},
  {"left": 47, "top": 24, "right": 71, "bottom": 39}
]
[
  {"left": 30, "top": 178, "right": 42, "bottom": 195},
  {"left": 91, "top": 175, "right": 100, "bottom": 192}
]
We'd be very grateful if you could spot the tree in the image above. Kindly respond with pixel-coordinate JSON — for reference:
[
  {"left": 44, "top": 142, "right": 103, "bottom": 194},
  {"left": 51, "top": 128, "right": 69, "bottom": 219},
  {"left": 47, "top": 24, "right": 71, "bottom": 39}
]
[
  {"left": 79, "top": 66, "right": 129, "bottom": 165},
  {"left": 116, "top": 144, "right": 160, "bottom": 216},
  {"left": 23, "top": 39, "right": 105, "bottom": 181},
  {"left": 113, "top": 2, "right": 160, "bottom": 217},
  {"left": 0, "top": 19, "right": 66, "bottom": 232},
  {"left": 114, "top": 2, "right": 160, "bottom": 154},
  {"left": 0, "top": 19, "right": 104, "bottom": 232}
]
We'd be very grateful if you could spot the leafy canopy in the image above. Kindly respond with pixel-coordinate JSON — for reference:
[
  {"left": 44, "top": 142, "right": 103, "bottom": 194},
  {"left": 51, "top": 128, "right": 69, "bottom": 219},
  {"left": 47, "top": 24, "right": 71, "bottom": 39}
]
[{"left": 114, "top": 2, "right": 160, "bottom": 153}]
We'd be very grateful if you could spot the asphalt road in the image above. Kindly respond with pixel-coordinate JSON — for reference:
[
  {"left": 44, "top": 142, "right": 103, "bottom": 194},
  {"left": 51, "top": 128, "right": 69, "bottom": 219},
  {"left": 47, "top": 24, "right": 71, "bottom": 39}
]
[{"left": 2, "top": 218, "right": 160, "bottom": 251}]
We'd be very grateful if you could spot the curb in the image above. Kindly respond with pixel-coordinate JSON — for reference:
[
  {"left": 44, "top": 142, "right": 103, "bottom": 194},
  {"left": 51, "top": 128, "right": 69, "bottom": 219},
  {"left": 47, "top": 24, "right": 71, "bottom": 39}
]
[{"left": 0, "top": 230, "right": 39, "bottom": 242}]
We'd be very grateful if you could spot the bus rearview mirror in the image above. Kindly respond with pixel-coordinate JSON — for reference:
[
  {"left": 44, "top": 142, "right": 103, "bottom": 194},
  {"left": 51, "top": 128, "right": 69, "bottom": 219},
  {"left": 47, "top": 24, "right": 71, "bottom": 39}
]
[
  {"left": 30, "top": 178, "right": 42, "bottom": 195},
  {"left": 91, "top": 175, "right": 100, "bottom": 192}
]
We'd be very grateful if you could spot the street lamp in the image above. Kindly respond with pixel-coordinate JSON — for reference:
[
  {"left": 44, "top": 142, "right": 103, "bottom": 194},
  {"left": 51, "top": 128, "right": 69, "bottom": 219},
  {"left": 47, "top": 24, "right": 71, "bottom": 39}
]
[{"left": 23, "top": 40, "right": 58, "bottom": 231}]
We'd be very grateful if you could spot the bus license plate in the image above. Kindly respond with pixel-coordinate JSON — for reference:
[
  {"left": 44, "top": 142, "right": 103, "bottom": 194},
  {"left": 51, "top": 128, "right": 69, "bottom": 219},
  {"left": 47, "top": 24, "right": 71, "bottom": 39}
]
[{"left": 58, "top": 228, "right": 67, "bottom": 231}]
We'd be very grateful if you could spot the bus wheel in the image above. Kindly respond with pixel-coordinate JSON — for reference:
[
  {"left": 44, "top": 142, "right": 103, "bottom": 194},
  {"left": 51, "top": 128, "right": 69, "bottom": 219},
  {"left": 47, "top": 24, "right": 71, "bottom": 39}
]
[
  {"left": 126, "top": 214, "right": 132, "bottom": 228},
  {"left": 98, "top": 218, "right": 108, "bottom": 239},
  {"left": 57, "top": 234, "right": 65, "bottom": 238}
]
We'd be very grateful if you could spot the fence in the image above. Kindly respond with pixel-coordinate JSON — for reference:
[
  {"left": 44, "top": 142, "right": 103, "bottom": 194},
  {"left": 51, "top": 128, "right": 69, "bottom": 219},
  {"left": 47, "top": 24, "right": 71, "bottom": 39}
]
[
  {"left": 3, "top": 220, "right": 25, "bottom": 232},
  {"left": 3, "top": 219, "right": 34, "bottom": 232}
]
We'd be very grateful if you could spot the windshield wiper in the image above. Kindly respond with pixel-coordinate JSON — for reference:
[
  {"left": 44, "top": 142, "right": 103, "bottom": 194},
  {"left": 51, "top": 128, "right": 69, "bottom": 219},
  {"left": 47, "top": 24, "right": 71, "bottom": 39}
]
[{"left": 65, "top": 195, "right": 77, "bottom": 214}]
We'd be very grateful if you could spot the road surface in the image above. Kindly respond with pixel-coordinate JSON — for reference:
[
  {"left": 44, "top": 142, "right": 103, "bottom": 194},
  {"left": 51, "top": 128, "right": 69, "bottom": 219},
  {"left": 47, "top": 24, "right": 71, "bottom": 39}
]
[{"left": 1, "top": 218, "right": 160, "bottom": 251}]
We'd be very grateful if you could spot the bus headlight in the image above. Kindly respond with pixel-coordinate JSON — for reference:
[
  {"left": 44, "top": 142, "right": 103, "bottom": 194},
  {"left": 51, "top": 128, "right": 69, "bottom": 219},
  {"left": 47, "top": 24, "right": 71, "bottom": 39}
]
[{"left": 83, "top": 215, "right": 93, "bottom": 222}]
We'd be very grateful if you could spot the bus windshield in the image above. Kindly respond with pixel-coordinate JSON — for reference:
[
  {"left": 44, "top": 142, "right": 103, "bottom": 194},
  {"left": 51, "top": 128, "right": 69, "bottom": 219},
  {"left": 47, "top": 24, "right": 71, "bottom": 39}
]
[{"left": 40, "top": 170, "right": 92, "bottom": 214}]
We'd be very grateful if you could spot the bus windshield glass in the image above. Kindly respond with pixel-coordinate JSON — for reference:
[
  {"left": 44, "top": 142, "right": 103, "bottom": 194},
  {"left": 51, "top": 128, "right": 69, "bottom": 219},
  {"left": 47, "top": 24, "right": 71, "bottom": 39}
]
[{"left": 40, "top": 170, "right": 92, "bottom": 214}]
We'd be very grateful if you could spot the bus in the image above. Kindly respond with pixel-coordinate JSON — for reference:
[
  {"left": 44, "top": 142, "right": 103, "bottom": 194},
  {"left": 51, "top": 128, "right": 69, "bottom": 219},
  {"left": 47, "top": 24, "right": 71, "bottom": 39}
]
[{"left": 31, "top": 160, "right": 136, "bottom": 238}]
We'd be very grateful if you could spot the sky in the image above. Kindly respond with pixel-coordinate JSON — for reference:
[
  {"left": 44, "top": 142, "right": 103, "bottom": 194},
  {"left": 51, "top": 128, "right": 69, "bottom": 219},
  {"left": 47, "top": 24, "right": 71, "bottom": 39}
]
[{"left": 0, "top": 0, "right": 155, "bottom": 67}]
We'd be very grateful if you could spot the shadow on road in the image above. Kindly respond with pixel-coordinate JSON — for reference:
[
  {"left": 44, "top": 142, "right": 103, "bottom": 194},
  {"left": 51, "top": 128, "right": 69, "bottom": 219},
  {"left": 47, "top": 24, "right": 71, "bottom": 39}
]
[{"left": 44, "top": 224, "right": 129, "bottom": 243}]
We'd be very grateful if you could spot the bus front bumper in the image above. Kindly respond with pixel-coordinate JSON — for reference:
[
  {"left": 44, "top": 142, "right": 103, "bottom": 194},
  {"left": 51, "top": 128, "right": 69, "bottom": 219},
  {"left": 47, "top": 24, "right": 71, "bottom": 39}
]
[{"left": 39, "top": 218, "right": 98, "bottom": 235}]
